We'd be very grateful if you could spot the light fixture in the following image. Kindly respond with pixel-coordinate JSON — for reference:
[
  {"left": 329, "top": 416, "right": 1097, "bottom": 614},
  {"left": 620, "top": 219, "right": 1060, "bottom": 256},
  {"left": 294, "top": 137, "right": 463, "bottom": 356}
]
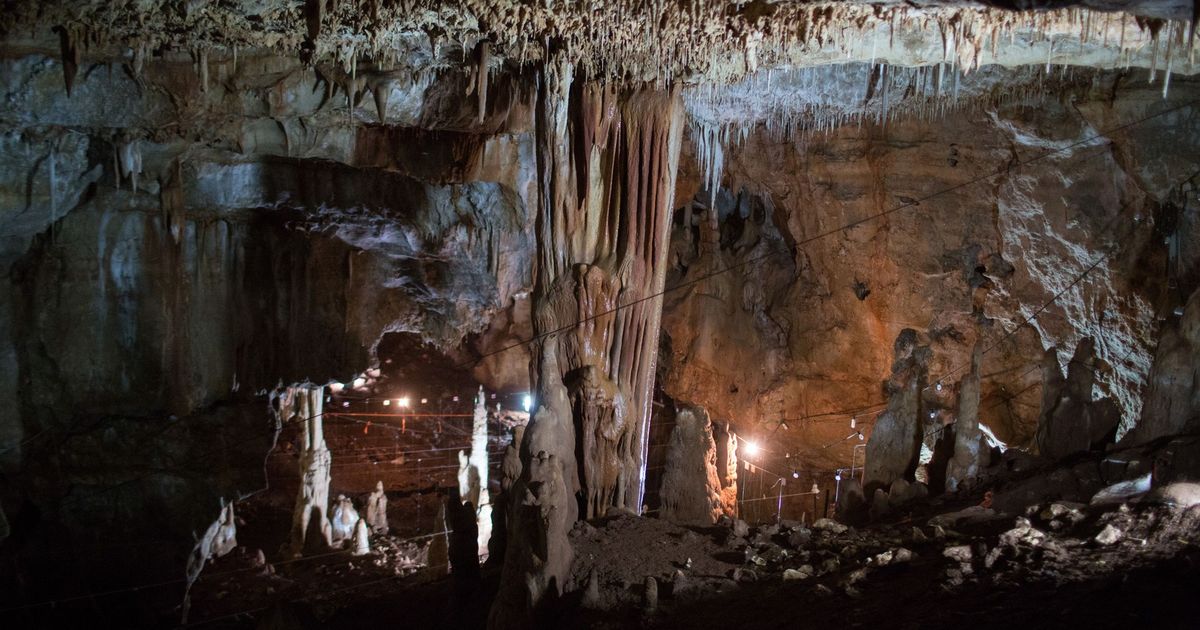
[
  {"left": 792, "top": 471, "right": 800, "bottom": 479},
  {"left": 929, "top": 411, "right": 937, "bottom": 419},
  {"left": 856, "top": 431, "right": 864, "bottom": 441},
  {"left": 420, "top": 398, "right": 428, "bottom": 404},
  {"left": 850, "top": 416, "right": 856, "bottom": 429},
  {"left": 935, "top": 381, "right": 943, "bottom": 392},
  {"left": 382, "top": 399, "right": 391, "bottom": 406},
  {"left": 743, "top": 440, "right": 760, "bottom": 457},
  {"left": 522, "top": 395, "right": 533, "bottom": 412},
  {"left": 397, "top": 397, "right": 410, "bottom": 408},
  {"left": 452, "top": 395, "right": 460, "bottom": 402},
  {"left": 835, "top": 472, "right": 842, "bottom": 481},
  {"left": 342, "top": 401, "right": 350, "bottom": 408}
]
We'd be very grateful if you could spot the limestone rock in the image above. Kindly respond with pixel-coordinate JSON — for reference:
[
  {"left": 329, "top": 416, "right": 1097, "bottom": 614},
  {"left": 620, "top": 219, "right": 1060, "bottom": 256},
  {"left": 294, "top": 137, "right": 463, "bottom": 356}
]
[
  {"left": 366, "top": 481, "right": 389, "bottom": 535},
  {"left": 330, "top": 496, "right": 360, "bottom": 545},
  {"left": 285, "top": 385, "right": 333, "bottom": 556},
  {"left": 643, "top": 576, "right": 658, "bottom": 613},
  {"left": 1144, "top": 482, "right": 1200, "bottom": 508},
  {"left": 1035, "top": 339, "right": 1121, "bottom": 461},
  {"left": 864, "top": 330, "right": 929, "bottom": 491},
  {"left": 352, "top": 518, "right": 370, "bottom": 556},
  {"left": 1093, "top": 523, "right": 1123, "bottom": 545},
  {"left": 945, "top": 344, "right": 992, "bottom": 493},
  {"left": 660, "top": 404, "right": 734, "bottom": 525},
  {"left": 1129, "top": 289, "right": 1200, "bottom": 444}
]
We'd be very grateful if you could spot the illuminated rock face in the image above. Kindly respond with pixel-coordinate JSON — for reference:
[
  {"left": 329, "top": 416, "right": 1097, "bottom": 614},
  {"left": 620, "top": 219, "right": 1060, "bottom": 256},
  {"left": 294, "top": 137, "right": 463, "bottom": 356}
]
[
  {"left": 659, "top": 405, "right": 738, "bottom": 525},
  {"left": 864, "top": 331, "right": 929, "bottom": 493}
]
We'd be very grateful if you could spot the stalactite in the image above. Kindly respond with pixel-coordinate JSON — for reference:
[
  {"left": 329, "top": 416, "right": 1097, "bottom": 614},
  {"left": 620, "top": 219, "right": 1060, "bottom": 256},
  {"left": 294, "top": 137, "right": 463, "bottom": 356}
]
[
  {"left": 476, "top": 41, "right": 492, "bottom": 125},
  {"left": 54, "top": 24, "right": 81, "bottom": 97}
]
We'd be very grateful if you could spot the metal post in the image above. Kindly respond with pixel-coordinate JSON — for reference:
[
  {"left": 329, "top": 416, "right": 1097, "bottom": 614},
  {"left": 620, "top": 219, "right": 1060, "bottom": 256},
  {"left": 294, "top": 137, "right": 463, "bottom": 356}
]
[{"left": 776, "top": 480, "right": 784, "bottom": 523}]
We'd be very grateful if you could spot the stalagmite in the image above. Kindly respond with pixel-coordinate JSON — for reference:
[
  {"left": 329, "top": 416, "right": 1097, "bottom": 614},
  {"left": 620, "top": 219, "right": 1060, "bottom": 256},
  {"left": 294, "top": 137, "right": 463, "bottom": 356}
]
[
  {"left": 493, "top": 53, "right": 684, "bottom": 627},
  {"left": 182, "top": 501, "right": 238, "bottom": 622},
  {"left": 284, "top": 384, "right": 333, "bottom": 557},
  {"left": 945, "top": 344, "right": 991, "bottom": 493},
  {"left": 366, "top": 480, "right": 389, "bottom": 534},
  {"left": 330, "top": 495, "right": 359, "bottom": 545},
  {"left": 470, "top": 386, "right": 493, "bottom": 557},
  {"left": 659, "top": 404, "right": 735, "bottom": 525},
  {"left": 1129, "top": 288, "right": 1200, "bottom": 444},
  {"left": 1035, "top": 339, "right": 1121, "bottom": 460},
  {"left": 352, "top": 517, "right": 370, "bottom": 556},
  {"left": 864, "top": 330, "right": 929, "bottom": 492}
]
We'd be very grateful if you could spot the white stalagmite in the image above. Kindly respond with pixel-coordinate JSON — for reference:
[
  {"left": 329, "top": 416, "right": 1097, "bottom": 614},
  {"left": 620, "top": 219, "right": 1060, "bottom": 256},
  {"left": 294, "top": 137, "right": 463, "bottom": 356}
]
[
  {"left": 470, "top": 386, "right": 492, "bottom": 558},
  {"left": 458, "top": 386, "right": 492, "bottom": 558},
  {"left": 352, "top": 517, "right": 370, "bottom": 556},
  {"left": 330, "top": 495, "right": 359, "bottom": 544},
  {"left": 182, "top": 500, "right": 238, "bottom": 622},
  {"left": 366, "top": 480, "right": 389, "bottom": 534},
  {"left": 286, "top": 384, "right": 332, "bottom": 556}
]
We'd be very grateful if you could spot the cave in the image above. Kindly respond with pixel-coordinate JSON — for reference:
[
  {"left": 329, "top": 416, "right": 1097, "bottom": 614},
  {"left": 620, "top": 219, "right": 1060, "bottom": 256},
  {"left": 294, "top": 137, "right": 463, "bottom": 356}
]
[{"left": 2, "top": 2, "right": 1200, "bottom": 629}]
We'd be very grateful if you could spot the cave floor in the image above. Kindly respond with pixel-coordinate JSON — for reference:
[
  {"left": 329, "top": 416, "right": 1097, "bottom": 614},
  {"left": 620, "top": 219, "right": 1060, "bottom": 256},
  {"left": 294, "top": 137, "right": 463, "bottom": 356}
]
[{"left": 175, "top": 489, "right": 1200, "bottom": 630}]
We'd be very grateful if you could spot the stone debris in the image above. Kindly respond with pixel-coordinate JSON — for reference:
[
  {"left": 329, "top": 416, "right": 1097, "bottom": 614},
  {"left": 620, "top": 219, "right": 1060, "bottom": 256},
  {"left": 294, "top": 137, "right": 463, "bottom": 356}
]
[
  {"left": 812, "top": 518, "right": 848, "bottom": 534},
  {"left": 1094, "top": 524, "right": 1124, "bottom": 546},
  {"left": 943, "top": 545, "right": 973, "bottom": 563}
]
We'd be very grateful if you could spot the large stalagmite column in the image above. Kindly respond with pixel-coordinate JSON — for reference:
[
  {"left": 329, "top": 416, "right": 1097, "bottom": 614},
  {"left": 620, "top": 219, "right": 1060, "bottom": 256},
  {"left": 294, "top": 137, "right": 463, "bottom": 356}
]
[
  {"left": 457, "top": 386, "right": 493, "bottom": 558},
  {"left": 284, "top": 384, "right": 332, "bottom": 556},
  {"left": 659, "top": 405, "right": 737, "bottom": 525},
  {"left": 491, "top": 54, "right": 684, "bottom": 628}
]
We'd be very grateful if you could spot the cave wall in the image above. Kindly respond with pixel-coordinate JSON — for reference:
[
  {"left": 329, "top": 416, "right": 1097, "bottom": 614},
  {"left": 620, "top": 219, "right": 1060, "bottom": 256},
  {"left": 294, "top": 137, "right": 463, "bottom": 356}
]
[
  {"left": 0, "top": 46, "right": 539, "bottom": 609},
  {"left": 661, "top": 75, "right": 1200, "bottom": 481}
]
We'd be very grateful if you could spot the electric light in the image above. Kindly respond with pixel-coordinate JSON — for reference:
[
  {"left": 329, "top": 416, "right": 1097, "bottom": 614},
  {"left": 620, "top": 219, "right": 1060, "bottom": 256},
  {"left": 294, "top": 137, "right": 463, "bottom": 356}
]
[
  {"left": 382, "top": 399, "right": 390, "bottom": 406},
  {"left": 420, "top": 398, "right": 428, "bottom": 404},
  {"left": 743, "top": 440, "right": 760, "bottom": 457},
  {"left": 397, "top": 397, "right": 410, "bottom": 408},
  {"left": 523, "top": 395, "right": 533, "bottom": 412},
  {"left": 850, "top": 416, "right": 856, "bottom": 429},
  {"left": 792, "top": 471, "right": 799, "bottom": 479}
]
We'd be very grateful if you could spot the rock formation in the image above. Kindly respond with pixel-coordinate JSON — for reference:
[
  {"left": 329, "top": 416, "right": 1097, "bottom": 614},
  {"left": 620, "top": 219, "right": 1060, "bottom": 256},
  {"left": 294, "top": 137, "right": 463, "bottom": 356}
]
[
  {"left": 366, "top": 481, "right": 389, "bottom": 535},
  {"left": 864, "top": 331, "right": 930, "bottom": 492},
  {"left": 1128, "top": 288, "right": 1200, "bottom": 444},
  {"left": 659, "top": 405, "right": 737, "bottom": 525},
  {"left": 284, "top": 385, "right": 333, "bottom": 556},
  {"left": 352, "top": 517, "right": 370, "bottom": 556},
  {"left": 495, "top": 58, "right": 685, "bottom": 624},
  {"left": 946, "top": 345, "right": 992, "bottom": 493},
  {"left": 1035, "top": 338, "right": 1122, "bottom": 460},
  {"left": 457, "top": 387, "right": 494, "bottom": 557},
  {"left": 330, "top": 495, "right": 360, "bottom": 545}
]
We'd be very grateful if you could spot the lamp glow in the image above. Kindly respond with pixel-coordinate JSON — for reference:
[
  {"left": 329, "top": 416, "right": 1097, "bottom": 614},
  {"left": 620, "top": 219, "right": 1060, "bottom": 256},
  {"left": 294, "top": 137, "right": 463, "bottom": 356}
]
[
  {"left": 522, "top": 395, "right": 533, "bottom": 412},
  {"left": 382, "top": 399, "right": 390, "bottom": 406},
  {"left": 397, "top": 397, "right": 410, "bottom": 408},
  {"left": 743, "top": 440, "right": 760, "bottom": 457}
]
